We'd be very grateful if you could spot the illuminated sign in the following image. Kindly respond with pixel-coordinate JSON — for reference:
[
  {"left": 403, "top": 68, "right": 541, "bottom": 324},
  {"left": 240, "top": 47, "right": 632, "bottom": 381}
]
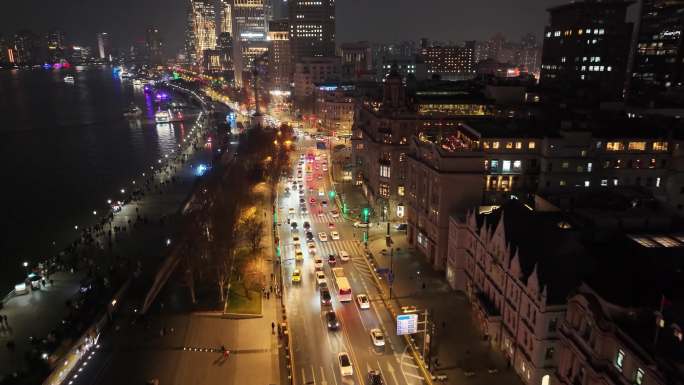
[{"left": 397, "top": 314, "right": 418, "bottom": 335}]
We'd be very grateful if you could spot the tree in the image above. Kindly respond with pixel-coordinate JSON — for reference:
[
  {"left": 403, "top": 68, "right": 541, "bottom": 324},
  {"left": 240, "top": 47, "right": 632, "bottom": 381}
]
[{"left": 238, "top": 214, "right": 264, "bottom": 253}]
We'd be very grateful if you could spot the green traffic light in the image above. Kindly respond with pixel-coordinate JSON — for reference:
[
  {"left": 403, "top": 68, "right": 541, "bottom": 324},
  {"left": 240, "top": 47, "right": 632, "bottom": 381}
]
[{"left": 328, "top": 191, "right": 335, "bottom": 199}]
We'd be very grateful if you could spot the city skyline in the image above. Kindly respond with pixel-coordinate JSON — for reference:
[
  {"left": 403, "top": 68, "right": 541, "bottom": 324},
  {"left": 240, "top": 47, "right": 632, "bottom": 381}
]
[{"left": 0, "top": 0, "right": 573, "bottom": 55}]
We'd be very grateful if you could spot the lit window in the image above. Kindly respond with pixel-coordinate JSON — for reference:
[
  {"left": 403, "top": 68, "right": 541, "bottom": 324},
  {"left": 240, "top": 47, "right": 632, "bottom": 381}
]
[
  {"left": 584, "top": 180, "right": 590, "bottom": 187},
  {"left": 515, "top": 142, "right": 522, "bottom": 149},
  {"left": 379, "top": 182, "right": 390, "bottom": 198},
  {"left": 606, "top": 142, "right": 624, "bottom": 151},
  {"left": 560, "top": 180, "right": 566, "bottom": 186},
  {"left": 506, "top": 142, "right": 513, "bottom": 149},
  {"left": 628, "top": 142, "right": 646, "bottom": 151},
  {"left": 634, "top": 368, "right": 644, "bottom": 385},
  {"left": 562, "top": 161, "right": 569, "bottom": 169},
  {"left": 587, "top": 162, "right": 593, "bottom": 172},
  {"left": 503, "top": 160, "right": 511, "bottom": 172},
  {"left": 656, "top": 177, "right": 661, "bottom": 187},
  {"left": 528, "top": 142, "right": 536, "bottom": 149},
  {"left": 601, "top": 179, "right": 608, "bottom": 186},
  {"left": 380, "top": 165, "right": 391, "bottom": 179},
  {"left": 483, "top": 141, "right": 490, "bottom": 149},
  {"left": 513, "top": 160, "right": 522, "bottom": 170},
  {"left": 652, "top": 236, "right": 681, "bottom": 247},
  {"left": 398, "top": 185, "right": 405, "bottom": 196},
  {"left": 653, "top": 141, "right": 668, "bottom": 151},
  {"left": 492, "top": 141, "right": 500, "bottom": 149},
  {"left": 629, "top": 235, "right": 657, "bottom": 248}
]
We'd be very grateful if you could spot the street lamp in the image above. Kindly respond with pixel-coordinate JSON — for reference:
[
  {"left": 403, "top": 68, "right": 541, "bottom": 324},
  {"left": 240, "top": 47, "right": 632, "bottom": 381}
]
[{"left": 22, "top": 261, "right": 29, "bottom": 276}]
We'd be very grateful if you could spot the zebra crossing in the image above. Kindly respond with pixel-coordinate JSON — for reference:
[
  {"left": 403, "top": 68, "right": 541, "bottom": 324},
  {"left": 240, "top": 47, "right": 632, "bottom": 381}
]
[
  {"left": 315, "top": 240, "right": 375, "bottom": 281},
  {"left": 310, "top": 211, "right": 345, "bottom": 223}
]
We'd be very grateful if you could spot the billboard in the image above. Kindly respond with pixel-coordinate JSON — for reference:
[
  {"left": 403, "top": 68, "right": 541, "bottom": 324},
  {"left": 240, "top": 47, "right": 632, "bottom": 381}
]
[{"left": 396, "top": 314, "right": 418, "bottom": 335}]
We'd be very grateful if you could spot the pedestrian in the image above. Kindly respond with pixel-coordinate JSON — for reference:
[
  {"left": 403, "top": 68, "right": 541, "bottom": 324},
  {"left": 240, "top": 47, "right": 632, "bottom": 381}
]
[
  {"left": 269, "top": 285, "right": 273, "bottom": 293},
  {"left": 271, "top": 322, "right": 275, "bottom": 334},
  {"left": 267, "top": 292, "right": 270, "bottom": 300}
]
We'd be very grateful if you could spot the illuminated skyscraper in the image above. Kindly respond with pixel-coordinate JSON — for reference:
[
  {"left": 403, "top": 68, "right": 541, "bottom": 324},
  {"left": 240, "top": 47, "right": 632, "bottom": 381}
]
[
  {"left": 96, "top": 32, "right": 111, "bottom": 61},
  {"left": 232, "top": 0, "right": 270, "bottom": 84},
  {"left": 187, "top": 0, "right": 216, "bottom": 66},
  {"left": 46, "top": 29, "right": 65, "bottom": 62},
  {"left": 288, "top": 0, "right": 336, "bottom": 66},
  {"left": 268, "top": 19, "right": 291, "bottom": 89},
  {"left": 14, "top": 30, "right": 40, "bottom": 64},
  {"left": 220, "top": 1, "right": 233, "bottom": 36}
]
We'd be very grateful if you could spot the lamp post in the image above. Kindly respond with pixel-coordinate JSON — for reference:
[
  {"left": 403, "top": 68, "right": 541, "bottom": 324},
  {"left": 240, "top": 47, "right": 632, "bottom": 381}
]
[{"left": 22, "top": 261, "right": 29, "bottom": 276}]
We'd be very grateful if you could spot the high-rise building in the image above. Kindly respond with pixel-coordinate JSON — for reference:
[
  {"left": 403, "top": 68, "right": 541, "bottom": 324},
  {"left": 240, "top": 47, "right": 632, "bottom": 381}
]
[
  {"left": 45, "top": 29, "right": 65, "bottom": 62},
  {"left": 14, "top": 30, "right": 40, "bottom": 64},
  {"left": 268, "top": 19, "right": 291, "bottom": 90},
  {"left": 96, "top": 32, "right": 112, "bottom": 61},
  {"left": 631, "top": 0, "right": 684, "bottom": 99},
  {"left": 539, "top": 0, "right": 634, "bottom": 103},
  {"left": 340, "top": 41, "right": 373, "bottom": 80},
  {"left": 188, "top": 0, "right": 217, "bottom": 66},
  {"left": 288, "top": 0, "right": 336, "bottom": 66},
  {"left": 184, "top": 1, "right": 196, "bottom": 64},
  {"left": 0, "top": 35, "right": 10, "bottom": 64},
  {"left": 220, "top": 0, "right": 233, "bottom": 36},
  {"left": 217, "top": 32, "right": 234, "bottom": 71},
  {"left": 146, "top": 27, "right": 164, "bottom": 66},
  {"left": 421, "top": 42, "right": 476, "bottom": 80},
  {"left": 232, "top": 0, "right": 269, "bottom": 82}
]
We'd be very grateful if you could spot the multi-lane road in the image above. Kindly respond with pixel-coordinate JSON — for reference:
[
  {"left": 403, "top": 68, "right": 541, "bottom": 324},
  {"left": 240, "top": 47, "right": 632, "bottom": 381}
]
[{"left": 278, "top": 134, "right": 425, "bottom": 385}]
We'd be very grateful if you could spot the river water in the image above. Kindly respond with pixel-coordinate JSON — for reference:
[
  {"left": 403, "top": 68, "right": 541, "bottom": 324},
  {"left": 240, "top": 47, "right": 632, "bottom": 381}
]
[{"left": 0, "top": 66, "right": 191, "bottom": 292}]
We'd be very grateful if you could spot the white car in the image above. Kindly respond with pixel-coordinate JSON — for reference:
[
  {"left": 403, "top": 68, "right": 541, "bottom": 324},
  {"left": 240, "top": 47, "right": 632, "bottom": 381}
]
[
  {"left": 356, "top": 294, "right": 370, "bottom": 309},
  {"left": 330, "top": 231, "right": 340, "bottom": 240},
  {"left": 338, "top": 352, "right": 353, "bottom": 377},
  {"left": 370, "top": 329, "right": 385, "bottom": 347},
  {"left": 339, "top": 250, "right": 350, "bottom": 261},
  {"left": 288, "top": 208, "right": 296, "bottom": 215},
  {"left": 353, "top": 221, "right": 369, "bottom": 228},
  {"left": 318, "top": 232, "right": 328, "bottom": 242},
  {"left": 314, "top": 257, "right": 324, "bottom": 269},
  {"left": 316, "top": 271, "right": 326, "bottom": 286}
]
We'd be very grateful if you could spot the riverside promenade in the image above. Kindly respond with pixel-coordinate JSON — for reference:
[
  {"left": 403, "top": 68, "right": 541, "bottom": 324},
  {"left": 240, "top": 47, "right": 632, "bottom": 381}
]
[{"left": 0, "top": 102, "right": 218, "bottom": 383}]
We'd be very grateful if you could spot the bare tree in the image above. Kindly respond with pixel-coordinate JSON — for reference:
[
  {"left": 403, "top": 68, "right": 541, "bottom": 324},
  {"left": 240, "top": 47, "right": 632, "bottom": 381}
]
[{"left": 238, "top": 214, "right": 264, "bottom": 253}]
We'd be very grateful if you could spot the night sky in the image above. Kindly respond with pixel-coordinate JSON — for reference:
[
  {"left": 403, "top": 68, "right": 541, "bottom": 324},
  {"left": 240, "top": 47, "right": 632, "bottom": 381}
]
[{"left": 0, "top": 0, "right": 587, "bottom": 54}]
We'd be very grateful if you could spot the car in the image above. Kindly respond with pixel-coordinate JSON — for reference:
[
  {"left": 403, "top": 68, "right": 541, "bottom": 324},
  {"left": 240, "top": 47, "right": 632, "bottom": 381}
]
[
  {"left": 303, "top": 221, "right": 311, "bottom": 229},
  {"left": 338, "top": 352, "right": 353, "bottom": 376},
  {"left": 339, "top": 250, "right": 350, "bottom": 261},
  {"left": 307, "top": 242, "right": 316, "bottom": 253},
  {"left": 288, "top": 208, "right": 296, "bottom": 215},
  {"left": 330, "top": 210, "right": 339, "bottom": 218},
  {"left": 353, "top": 221, "right": 369, "bottom": 228},
  {"left": 292, "top": 235, "right": 300, "bottom": 245},
  {"left": 305, "top": 231, "right": 314, "bottom": 241},
  {"left": 370, "top": 328, "right": 385, "bottom": 347},
  {"left": 368, "top": 370, "right": 384, "bottom": 385},
  {"left": 328, "top": 222, "right": 335, "bottom": 229},
  {"left": 327, "top": 254, "right": 337, "bottom": 265},
  {"left": 356, "top": 294, "right": 370, "bottom": 309},
  {"left": 299, "top": 198, "right": 305, "bottom": 204},
  {"left": 314, "top": 257, "right": 324, "bottom": 269},
  {"left": 298, "top": 189, "right": 305, "bottom": 196},
  {"left": 322, "top": 165, "right": 328, "bottom": 171},
  {"left": 318, "top": 232, "right": 328, "bottom": 242},
  {"left": 325, "top": 310, "right": 339, "bottom": 330},
  {"left": 300, "top": 206, "right": 308, "bottom": 214},
  {"left": 317, "top": 210, "right": 325, "bottom": 217},
  {"left": 316, "top": 174, "right": 323, "bottom": 180},
  {"left": 330, "top": 231, "right": 340, "bottom": 240},
  {"left": 316, "top": 271, "right": 327, "bottom": 286},
  {"left": 320, "top": 288, "right": 332, "bottom": 305},
  {"left": 395, "top": 223, "right": 408, "bottom": 231},
  {"left": 321, "top": 200, "right": 328, "bottom": 208},
  {"left": 295, "top": 249, "right": 304, "bottom": 261},
  {"left": 306, "top": 175, "right": 313, "bottom": 182},
  {"left": 291, "top": 269, "right": 302, "bottom": 283},
  {"left": 318, "top": 188, "right": 325, "bottom": 196},
  {"left": 309, "top": 197, "right": 316, "bottom": 204}
]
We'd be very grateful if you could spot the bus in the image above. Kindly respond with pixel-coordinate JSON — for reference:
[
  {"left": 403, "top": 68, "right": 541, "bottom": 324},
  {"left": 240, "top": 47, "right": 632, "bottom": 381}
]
[{"left": 332, "top": 268, "right": 352, "bottom": 302}]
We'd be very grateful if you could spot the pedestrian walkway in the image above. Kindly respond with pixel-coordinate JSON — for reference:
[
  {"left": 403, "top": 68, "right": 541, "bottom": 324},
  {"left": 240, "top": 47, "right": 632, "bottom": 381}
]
[
  {"left": 309, "top": 212, "right": 345, "bottom": 224},
  {"left": 365, "top": 228, "right": 523, "bottom": 385},
  {"left": 0, "top": 271, "right": 85, "bottom": 378}
]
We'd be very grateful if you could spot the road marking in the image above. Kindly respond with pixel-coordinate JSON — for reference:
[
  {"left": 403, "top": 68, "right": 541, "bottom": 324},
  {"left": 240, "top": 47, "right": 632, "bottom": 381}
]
[
  {"left": 311, "top": 365, "right": 317, "bottom": 385},
  {"left": 405, "top": 372, "right": 425, "bottom": 380},
  {"left": 320, "top": 366, "right": 328, "bottom": 385},
  {"left": 329, "top": 364, "right": 340, "bottom": 385},
  {"left": 301, "top": 368, "right": 307, "bottom": 384}
]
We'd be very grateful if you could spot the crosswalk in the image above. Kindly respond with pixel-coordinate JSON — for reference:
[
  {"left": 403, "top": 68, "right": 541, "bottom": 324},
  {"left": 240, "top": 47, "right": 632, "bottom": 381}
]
[
  {"left": 296, "top": 358, "right": 421, "bottom": 385},
  {"left": 310, "top": 212, "right": 345, "bottom": 224},
  {"left": 314, "top": 240, "right": 375, "bottom": 282}
]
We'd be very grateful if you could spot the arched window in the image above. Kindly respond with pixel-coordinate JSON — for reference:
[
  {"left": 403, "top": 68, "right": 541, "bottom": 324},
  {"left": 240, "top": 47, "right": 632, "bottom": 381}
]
[{"left": 541, "top": 374, "right": 550, "bottom": 385}]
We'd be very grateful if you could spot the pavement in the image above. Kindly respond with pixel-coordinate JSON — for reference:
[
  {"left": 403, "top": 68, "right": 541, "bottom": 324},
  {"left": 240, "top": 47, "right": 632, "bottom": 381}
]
[{"left": 0, "top": 271, "right": 85, "bottom": 377}]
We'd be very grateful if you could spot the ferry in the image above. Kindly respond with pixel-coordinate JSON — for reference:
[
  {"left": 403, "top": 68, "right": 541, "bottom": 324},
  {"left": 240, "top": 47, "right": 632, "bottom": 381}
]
[
  {"left": 155, "top": 109, "right": 183, "bottom": 123},
  {"left": 123, "top": 104, "right": 142, "bottom": 118},
  {"left": 63, "top": 75, "right": 75, "bottom": 84}
]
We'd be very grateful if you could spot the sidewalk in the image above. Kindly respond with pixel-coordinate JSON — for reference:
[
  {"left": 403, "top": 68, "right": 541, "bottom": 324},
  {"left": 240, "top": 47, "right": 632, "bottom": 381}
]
[{"left": 364, "top": 226, "right": 523, "bottom": 385}]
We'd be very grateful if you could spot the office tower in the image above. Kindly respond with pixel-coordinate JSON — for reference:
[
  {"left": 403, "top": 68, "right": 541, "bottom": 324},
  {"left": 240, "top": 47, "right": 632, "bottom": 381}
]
[
  {"left": 46, "top": 29, "right": 65, "bottom": 62},
  {"left": 268, "top": 19, "right": 291, "bottom": 89},
  {"left": 14, "top": 30, "right": 40, "bottom": 64},
  {"left": 188, "top": 0, "right": 216, "bottom": 66},
  {"left": 184, "top": 1, "right": 196, "bottom": 64},
  {"left": 146, "top": 27, "right": 164, "bottom": 66},
  {"left": 632, "top": 0, "right": 684, "bottom": 98},
  {"left": 341, "top": 41, "right": 373, "bottom": 76},
  {"left": 217, "top": 32, "right": 234, "bottom": 71},
  {"left": 288, "top": 0, "right": 335, "bottom": 65},
  {"left": 421, "top": 42, "right": 476, "bottom": 80},
  {"left": 539, "top": 0, "right": 633, "bottom": 102},
  {"left": 220, "top": 1, "right": 232, "bottom": 36},
  {"left": 232, "top": 0, "right": 269, "bottom": 81},
  {"left": 96, "top": 32, "right": 112, "bottom": 61}
]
